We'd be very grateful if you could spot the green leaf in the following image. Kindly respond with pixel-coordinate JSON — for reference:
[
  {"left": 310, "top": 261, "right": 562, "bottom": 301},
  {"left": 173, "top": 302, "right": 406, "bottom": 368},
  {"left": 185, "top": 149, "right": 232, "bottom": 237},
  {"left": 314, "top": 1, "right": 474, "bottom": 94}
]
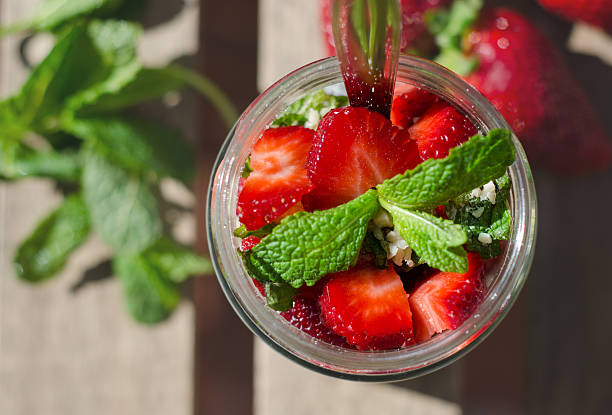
[
  {"left": 377, "top": 129, "right": 515, "bottom": 210},
  {"left": 379, "top": 199, "right": 468, "bottom": 272},
  {"left": 69, "top": 67, "right": 185, "bottom": 116},
  {"left": 11, "top": 20, "right": 140, "bottom": 131},
  {"left": 430, "top": 0, "right": 482, "bottom": 50},
  {"left": 14, "top": 194, "right": 90, "bottom": 282},
  {"left": 245, "top": 189, "right": 380, "bottom": 288},
  {"left": 233, "top": 223, "right": 276, "bottom": 239},
  {"left": 141, "top": 238, "right": 212, "bottom": 283},
  {"left": 67, "top": 116, "right": 194, "bottom": 184},
  {"left": 113, "top": 254, "right": 180, "bottom": 324},
  {"left": 82, "top": 146, "right": 161, "bottom": 253},
  {"left": 0, "top": 140, "right": 79, "bottom": 181},
  {"left": 272, "top": 89, "right": 349, "bottom": 128},
  {"left": 264, "top": 282, "right": 297, "bottom": 312},
  {"left": 0, "top": 0, "right": 125, "bottom": 35}
]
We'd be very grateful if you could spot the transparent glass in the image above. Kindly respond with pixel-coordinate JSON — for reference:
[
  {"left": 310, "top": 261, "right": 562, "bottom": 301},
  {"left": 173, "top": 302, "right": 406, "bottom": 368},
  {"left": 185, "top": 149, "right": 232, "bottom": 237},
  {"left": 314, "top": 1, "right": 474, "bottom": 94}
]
[{"left": 207, "top": 55, "right": 537, "bottom": 381}]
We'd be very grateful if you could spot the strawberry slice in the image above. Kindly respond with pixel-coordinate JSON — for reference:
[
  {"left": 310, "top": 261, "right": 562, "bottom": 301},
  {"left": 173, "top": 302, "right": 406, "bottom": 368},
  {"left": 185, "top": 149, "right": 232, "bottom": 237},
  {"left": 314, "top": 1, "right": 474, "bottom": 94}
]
[
  {"left": 240, "top": 235, "right": 261, "bottom": 252},
  {"left": 304, "top": 107, "right": 420, "bottom": 211},
  {"left": 390, "top": 85, "right": 440, "bottom": 129},
  {"left": 281, "top": 281, "right": 351, "bottom": 348},
  {"left": 318, "top": 266, "right": 415, "bottom": 350},
  {"left": 409, "top": 253, "right": 486, "bottom": 343},
  {"left": 408, "top": 103, "right": 477, "bottom": 160},
  {"left": 237, "top": 126, "right": 314, "bottom": 230}
]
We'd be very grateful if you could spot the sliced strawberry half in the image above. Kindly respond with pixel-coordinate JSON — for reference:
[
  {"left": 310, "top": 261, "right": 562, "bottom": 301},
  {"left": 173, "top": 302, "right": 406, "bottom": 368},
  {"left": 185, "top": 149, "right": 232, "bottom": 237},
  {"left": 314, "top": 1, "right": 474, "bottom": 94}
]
[
  {"left": 304, "top": 107, "right": 420, "bottom": 211},
  {"left": 390, "top": 85, "right": 440, "bottom": 129},
  {"left": 237, "top": 126, "right": 314, "bottom": 230},
  {"left": 318, "top": 266, "right": 415, "bottom": 351},
  {"left": 408, "top": 103, "right": 477, "bottom": 161},
  {"left": 409, "top": 253, "right": 486, "bottom": 343},
  {"left": 281, "top": 281, "right": 351, "bottom": 348}
]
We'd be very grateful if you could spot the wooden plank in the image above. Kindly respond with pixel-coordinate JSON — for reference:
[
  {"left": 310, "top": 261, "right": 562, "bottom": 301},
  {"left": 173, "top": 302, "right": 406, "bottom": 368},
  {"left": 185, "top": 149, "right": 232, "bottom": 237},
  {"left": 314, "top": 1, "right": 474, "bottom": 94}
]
[{"left": 193, "top": 1, "right": 259, "bottom": 414}]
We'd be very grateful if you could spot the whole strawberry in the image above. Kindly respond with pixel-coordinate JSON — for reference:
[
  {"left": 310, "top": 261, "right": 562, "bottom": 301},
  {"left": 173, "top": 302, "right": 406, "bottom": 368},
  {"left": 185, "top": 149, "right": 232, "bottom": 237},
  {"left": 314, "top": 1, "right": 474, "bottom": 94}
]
[
  {"left": 320, "top": 0, "right": 451, "bottom": 56},
  {"left": 464, "top": 8, "right": 611, "bottom": 174},
  {"left": 537, "top": 0, "right": 612, "bottom": 33}
]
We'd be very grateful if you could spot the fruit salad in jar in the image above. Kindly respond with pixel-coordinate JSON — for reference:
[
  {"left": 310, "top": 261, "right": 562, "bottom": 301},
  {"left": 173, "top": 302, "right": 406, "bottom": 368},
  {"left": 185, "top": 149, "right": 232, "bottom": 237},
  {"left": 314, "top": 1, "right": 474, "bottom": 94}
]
[{"left": 234, "top": 84, "right": 516, "bottom": 351}]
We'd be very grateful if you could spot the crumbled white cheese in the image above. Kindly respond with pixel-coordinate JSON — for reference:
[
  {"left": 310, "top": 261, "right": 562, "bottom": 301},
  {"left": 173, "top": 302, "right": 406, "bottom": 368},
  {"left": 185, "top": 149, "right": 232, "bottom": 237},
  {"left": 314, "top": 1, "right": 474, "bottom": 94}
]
[
  {"left": 478, "top": 232, "right": 493, "bottom": 245},
  {"left": 304, "top": 108, "right": 321, "bottom": 129},
  {"left": 471, "top": 206, "right": 485, "bottom": 218},
  {"left": 373, "top": 208, "right": 393, "bottom": 228},
  {"left": 385, "top": 230, "right": 414, "bottom": 267},
  {"left": 470, "top": 180, "right": 497, "bottom": 204}
]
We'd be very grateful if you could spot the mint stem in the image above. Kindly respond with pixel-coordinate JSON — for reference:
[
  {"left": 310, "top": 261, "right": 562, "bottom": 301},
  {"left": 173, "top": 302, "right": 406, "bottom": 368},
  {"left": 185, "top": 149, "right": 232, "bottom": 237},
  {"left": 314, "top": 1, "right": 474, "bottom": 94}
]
[{"left": 165, "top": 64, "right": 238, "bottom": 130}]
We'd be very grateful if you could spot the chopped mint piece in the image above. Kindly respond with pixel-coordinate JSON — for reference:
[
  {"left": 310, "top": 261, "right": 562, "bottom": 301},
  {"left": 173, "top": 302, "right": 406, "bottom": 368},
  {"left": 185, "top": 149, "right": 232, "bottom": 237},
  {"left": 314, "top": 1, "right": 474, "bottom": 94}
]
[
  {"left": 233, "top": 223, "right": 276, "bottom": 239},
  {"left": 241, "top": 155, "right": 253, "bottom": 178},
  {"left": 264, "top": 282, "right": 297, "bottom": 311},
  {"left": 379, "top": 198, "right": 468, "bottom": 273},
  {"left": 377, "top": 129, "right": 515, "bottom": 210},
  {"left": 363, "top": 232, "right": 388, "bottom": 269},
  {"left": 446, "top": 175, "right": 512, "bottom": 259},
  {"left": 272, "top": 90, "right": 348, "bottom": 128},
  {"left": 244, "top": 190, "right": 379, "bottom": 288}
]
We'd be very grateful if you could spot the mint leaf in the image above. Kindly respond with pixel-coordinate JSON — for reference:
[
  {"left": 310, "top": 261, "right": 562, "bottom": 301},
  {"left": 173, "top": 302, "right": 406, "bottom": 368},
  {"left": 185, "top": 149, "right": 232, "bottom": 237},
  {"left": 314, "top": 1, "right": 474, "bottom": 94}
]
[
  {"left": 264, "top": 282, "right": 297, "bottom": 312},
  {"left": 14, "top": 194, "right": 90, "bottom": 282},
  {"left": 113, "top": 254, "right": 180, "bottom": 324},
  {"left": 11, "top": 21, "right": 140, "bottom": 131},
  {"left": 0, "top": 140, "right": 79, "bottom": 181},
  {"left": 379, "top": 199, "right": 468, "bottom": 272},
  {"left": 245, "top": 189, "right": 380, "bottom": 288},
  {"left": 141, "top": 238, "right": 212, "bottom": 283},
  {"left": 272, "top": 90, "right": 348, "bottom": 128},
  {"left": 69, "top": 67, "right": 185, "bottom": 116},
  {"left": 67, "top": 116, "right": 194, "bottom": 184},
  {"left": 82, "top": 147, "right": 161, "bottom": 253},
  {"left": 377, "top": 129, "right": 515, "bottom": 209}
]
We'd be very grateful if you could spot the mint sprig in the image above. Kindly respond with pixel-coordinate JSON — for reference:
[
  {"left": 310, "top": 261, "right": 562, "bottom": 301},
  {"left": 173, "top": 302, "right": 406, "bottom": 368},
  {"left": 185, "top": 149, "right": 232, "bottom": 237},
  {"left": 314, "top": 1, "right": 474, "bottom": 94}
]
[
  {"left": 377, "top": 129, "right": 515, "bottom": 210},
  {"left": 244, "top": 189, "right": 379, "bottom": 289},
  {"left": 242, "top": 129, "right": 516, "bottom": 303}
]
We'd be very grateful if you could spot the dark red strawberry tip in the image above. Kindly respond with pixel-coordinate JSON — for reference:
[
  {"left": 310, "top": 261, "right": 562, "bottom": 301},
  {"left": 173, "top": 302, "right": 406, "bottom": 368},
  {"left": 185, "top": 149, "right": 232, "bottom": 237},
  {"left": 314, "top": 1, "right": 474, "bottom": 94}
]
[
  {"left": 304, "top": 107, "right": 421, "bottom": 211},
  {"left": 390, "top": 85, "right": 440, "bottom": 129},
  {"left": 409, "top": 253, "right": 486, "bottom": 343},
  {"left": 318, "top": 266, "right": 415, "bottom": 351},
  {"left": 252, "top": 279, "right": 265, "bottom": 296},
  {"left": 408, "top": 103, "right": 477, "bottom": 161},
  {"left": 240, "top": 235, "right": 261, "bottom": 252},
  {"left": 237, "top": 126, "right": 315, "bottom": 230}
]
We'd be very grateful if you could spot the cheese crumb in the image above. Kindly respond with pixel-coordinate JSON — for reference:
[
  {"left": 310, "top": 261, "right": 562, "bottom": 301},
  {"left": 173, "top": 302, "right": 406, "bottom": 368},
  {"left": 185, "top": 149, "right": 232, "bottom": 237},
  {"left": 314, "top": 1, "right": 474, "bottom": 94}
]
[
  {"left": 478, "top": 232, "right": 493, "bottom": 244},
  {"left": 385, "top": 230, "right": 414, "bottom": 267},
  {"left": 373, "top": 209, "right": 393, "bottom": 228},
  {"left": 304, "top": 108, "right": 321, "bottom": 129},
  {"left": 471, "top": 206, "right": 485, "bottom": 218}
]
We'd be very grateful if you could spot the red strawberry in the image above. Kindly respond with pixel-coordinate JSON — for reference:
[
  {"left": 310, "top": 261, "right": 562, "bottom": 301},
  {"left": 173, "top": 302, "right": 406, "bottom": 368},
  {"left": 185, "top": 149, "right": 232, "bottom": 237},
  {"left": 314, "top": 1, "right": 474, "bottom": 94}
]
[
  {"left": 408, "top": 102, "right": 477, "bottom": 160},
  {"left": 390, "top": 85, "right": 440, "bottom": 129},
  {"left": 409, "top": 253, "right": 485, "bottom": 343},
  {"left": 462, "top": 8, "right": 611, "bottom": 174},
  {"left": 319, "top": 266, "right": 415, "bottom": 350},
  {"left": 304, "top": 107, "right": 420, "bottom": 211},
  {"left": 281, "top": 283, "right": 351, "bottom": 348},
  {"left": 320, "top": 0, "right": 451, "bottom": 56},
  {"left": 240, "top": 235, "right": 261, "bottom": 252},
  {"left": 237, "top": 126, "right": 314, "bottom": 230},
  {"left": 537, "top": 0, "right": 612, "bottom": 33}
]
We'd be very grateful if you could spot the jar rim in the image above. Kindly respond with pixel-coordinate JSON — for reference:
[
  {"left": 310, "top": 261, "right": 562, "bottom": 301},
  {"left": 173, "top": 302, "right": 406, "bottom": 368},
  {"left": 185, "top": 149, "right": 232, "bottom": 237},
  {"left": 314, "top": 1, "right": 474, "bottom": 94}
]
[{"left": 206, "top": 55, "right": 537, "bottom": 381}]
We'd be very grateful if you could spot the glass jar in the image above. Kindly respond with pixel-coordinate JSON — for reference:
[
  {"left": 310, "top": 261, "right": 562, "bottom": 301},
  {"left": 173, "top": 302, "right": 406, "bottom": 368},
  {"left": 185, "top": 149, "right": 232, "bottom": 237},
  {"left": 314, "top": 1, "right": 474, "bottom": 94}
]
[{"left": 206, "top": 55, "right": 537, "bottom": 381}]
